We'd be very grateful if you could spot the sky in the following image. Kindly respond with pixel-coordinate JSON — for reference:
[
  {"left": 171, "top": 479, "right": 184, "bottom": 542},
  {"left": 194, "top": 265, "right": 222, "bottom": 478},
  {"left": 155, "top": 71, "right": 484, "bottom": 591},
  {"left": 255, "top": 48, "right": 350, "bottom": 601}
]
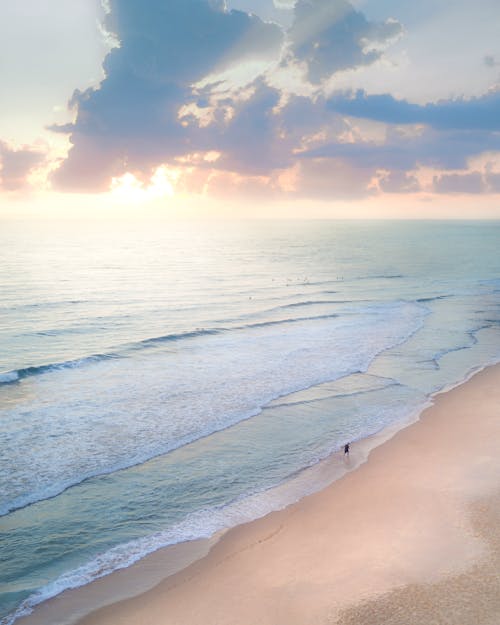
[{"left": 1, "top": 0, "right": 500, "bottom": 218}]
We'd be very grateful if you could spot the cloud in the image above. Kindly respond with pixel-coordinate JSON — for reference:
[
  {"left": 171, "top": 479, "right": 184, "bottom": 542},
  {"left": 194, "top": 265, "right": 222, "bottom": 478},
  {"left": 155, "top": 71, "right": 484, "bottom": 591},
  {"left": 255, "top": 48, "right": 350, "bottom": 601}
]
[
  {"left": 102, "top": 0, "right": 283, "bottom": 83},
  {"left": 47, "top": 0, "right": 500, "bottom": 202},
  {"left": 287, "top": 0, "right": 402, "bottom": 83},
  {"left": 327, "top": 88, "right": 500, "bottom": 131},
  {"left": 485, "top": 171, "right": 500, "bottom": 192},
  {"left": 433, "top": 171, "right": 486, "bottom": 194},
  {"left": 212, "top": 80, "right": 286, "bottom": 173},
  {"left": 0, "top": 141, "right": 46, "bottom": 191},
  {"left": 300, "top": 126, "right": 500, "bottom": 172},
  {"left": 432, "top": 164, "right": 500, "bottom": 194},
  {"left": 311, "top": 90, "right": 500, "bottom": 184},
  {"left": 51, "top": 0, "right": 283, "bottom": 190},
  {"left": 291, "top": 157, "right": 376, "bottom": 199},
  {"left": 207, "top": 82, "right": 349, "bottom": 175},
  {"left": 377, "top": 170, "right": 421, "bottom": 193},
  {"left": 226, "top": 0, "right": 294, "bottom": 27}
]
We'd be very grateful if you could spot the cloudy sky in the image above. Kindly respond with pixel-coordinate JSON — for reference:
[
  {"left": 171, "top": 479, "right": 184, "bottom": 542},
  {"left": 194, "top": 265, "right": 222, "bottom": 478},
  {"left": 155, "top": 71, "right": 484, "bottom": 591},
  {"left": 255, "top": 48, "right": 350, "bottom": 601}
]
[{"left": 1, "top": 0, "right": 500, "bottom": 217}]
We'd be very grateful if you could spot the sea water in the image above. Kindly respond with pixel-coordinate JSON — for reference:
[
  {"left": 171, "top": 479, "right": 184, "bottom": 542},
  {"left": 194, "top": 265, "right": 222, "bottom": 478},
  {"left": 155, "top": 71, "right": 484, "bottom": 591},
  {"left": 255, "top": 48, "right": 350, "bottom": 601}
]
[{"left": 0, "top": 219, "right": 499, "bottom": 624}]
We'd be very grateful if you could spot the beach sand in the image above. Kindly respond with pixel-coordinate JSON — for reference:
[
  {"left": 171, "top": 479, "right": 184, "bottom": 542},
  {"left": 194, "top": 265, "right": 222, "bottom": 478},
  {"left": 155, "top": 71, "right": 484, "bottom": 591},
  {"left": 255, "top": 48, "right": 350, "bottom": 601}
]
[{"left": 20, "top": 364, "right": 500, "bottom": 625}]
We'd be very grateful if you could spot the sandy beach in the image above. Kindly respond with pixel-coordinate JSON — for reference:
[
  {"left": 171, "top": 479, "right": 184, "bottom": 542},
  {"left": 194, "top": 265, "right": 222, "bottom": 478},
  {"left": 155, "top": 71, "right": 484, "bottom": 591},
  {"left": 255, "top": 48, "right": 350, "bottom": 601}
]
[{"left": 19, "top": 364, "right": 500, "bottom": 625}]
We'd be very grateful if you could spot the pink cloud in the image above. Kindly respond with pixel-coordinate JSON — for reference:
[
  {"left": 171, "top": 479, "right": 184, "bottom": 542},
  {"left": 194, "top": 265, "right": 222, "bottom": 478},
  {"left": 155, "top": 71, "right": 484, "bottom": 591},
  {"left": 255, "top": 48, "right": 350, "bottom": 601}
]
[{"left": 0, "top": 141, "right": 47, "bottom": 191}]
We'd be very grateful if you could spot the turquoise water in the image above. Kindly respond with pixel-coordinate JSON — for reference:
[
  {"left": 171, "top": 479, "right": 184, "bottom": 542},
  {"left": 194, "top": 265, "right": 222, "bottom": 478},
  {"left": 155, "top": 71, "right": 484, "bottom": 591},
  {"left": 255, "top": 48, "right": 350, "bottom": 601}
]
[{"left": 1, "top": 220, "right": 499, "bottom": 623}]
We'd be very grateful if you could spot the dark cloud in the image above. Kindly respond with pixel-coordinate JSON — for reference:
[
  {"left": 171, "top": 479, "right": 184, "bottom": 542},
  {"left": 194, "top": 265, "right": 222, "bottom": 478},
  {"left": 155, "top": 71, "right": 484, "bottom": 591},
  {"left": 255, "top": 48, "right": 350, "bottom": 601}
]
[
  {"left": 51, "top": 0, "right": 283, "bottom": 190},
  {"left": 279, "top": 93, "right": 347, "bottom": 139},
  {"left": 227, "top": 0, "right": 294, "bottom": 27},
  {"left": 312, "top": 90, "right": 500, "bottom": 181},
  {"left": 0, "top": 141, "right": 46, "bottom": 191},
  {"left": 301, "top": 127, "right": 500, "bottom": 172},
  {"left": 103, "top": 0, "right": 283, "bottom": 83},
  {"left": 213, "top": 80, "right": 286, "bottom": 173},
  {"left": 433, "top": 172, "right": 486, "bottom": 194},
  {"left": 301, "top": 140, "right": 417, "bottom": 170},
  {"left": 288, "top": 0, "right": 402, "bottom": 83},
  {"left": 327, "top": 88, "right": 500, "bottom": 131},
  {"left": 211, "top": 85, "right": 350, "bottom": 174}
]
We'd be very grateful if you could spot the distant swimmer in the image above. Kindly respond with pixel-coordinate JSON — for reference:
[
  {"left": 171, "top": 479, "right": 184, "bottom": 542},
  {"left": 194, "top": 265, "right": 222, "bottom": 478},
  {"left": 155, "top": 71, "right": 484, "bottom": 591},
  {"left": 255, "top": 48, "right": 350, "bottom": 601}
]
[{"left": 344, "top": 443, "right": 350, "bottom": 456}]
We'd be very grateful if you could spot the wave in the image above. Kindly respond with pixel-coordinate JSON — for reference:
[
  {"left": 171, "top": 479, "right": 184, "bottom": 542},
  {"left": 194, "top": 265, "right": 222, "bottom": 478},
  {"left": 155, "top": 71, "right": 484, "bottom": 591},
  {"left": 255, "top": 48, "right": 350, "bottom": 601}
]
[
  {"left": 0, "top": 480, "right": 302, "bottom": 625},
  {"left": 0, "top": 299, "right": 87, "bottom": 312},
  {"left": 0, "top": 330, "right": 224, "bottom": 386},
  {"left": 274, "top": 300, "right": 341, "bottom": 310},
  {"left": 2, "top": 437, "right": 364, "bottom": 625},
  {"left": 358, "top": 273, "right": 404, "bottom": 281},
  {"left": 0, "top": 354, "right": 121, "bottom": 386},
  {"left": 1, "top": 303, "right": 428, "bottom": 516},
  {"left": 0, "top": 404, "right": 404, "bottom": 625},
  {"left": 0, "top": 375, "right": 427, "bottom": 625},
  {"left": 133, "top": 313, "right": 350, "bottom": 347},
  {"left": 283, "top": 274, "right": 404, "bottom": 286},
  {"left": 0, "top": 312, "right": 354, "bottom": 386},
  {"left": 331, "top": 274, "right": 404, "bottom": 282},
  {"left": 1, "top": 350, "right": 365, "bottom": 515},
  {"left": 415, "top": 295, "right": 451, "bottom": 303},
  {"left": 233, "top": 298, "right": 365, "bottom": 325},
  {"left": 125, "top": 328, "right": 221, "bottom": 351},
  {"left": 423, "top": 322, "right": 494, "bottom": 372},
  {"left": 0, "top": 371, "right": 20, "bottom": 384},
  {"left": 239, "top": 313, "right": 339, "bottom": 330},
  {"left": 270, "top": 381, "right": 400, "bottom": 409}
]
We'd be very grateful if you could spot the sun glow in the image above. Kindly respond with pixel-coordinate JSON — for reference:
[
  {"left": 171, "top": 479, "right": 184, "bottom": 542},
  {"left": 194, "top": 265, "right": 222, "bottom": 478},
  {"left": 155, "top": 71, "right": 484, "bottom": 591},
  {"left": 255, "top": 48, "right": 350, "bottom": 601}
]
[{"left": 110, "top": 166, "right": 178, "bottom": 202}]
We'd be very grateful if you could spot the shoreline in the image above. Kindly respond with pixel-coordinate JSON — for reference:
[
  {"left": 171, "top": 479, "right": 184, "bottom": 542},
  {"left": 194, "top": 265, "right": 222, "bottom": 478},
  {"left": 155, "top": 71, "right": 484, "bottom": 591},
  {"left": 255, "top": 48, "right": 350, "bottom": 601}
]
[
  {"left": 15, "top": 363, "right": 500, "bottom": 625},
  {"left": 11, "top": 391, "right": 419, "bottom": 625}
]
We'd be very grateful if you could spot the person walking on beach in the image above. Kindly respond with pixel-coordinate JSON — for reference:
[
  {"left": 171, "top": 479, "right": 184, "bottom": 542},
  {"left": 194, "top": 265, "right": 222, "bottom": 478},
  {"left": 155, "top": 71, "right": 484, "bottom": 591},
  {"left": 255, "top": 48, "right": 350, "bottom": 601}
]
[{"left": 344, "top": 442, "right": 350, "bottom": 456}]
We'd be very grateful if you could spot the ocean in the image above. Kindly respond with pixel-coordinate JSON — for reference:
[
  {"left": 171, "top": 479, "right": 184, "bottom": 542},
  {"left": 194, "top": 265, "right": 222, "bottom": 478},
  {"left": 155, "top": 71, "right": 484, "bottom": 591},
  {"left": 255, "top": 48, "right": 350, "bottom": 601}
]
[{"left": 1, "top": 219, "right": 499, "bottom": 624}]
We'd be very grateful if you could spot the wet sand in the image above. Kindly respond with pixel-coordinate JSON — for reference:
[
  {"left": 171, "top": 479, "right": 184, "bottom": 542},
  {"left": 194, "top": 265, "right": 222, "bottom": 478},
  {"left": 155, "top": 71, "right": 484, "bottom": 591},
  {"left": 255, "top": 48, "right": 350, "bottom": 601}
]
[{"left": 20, "top": 364, "right": 500, "bottom": 625}]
